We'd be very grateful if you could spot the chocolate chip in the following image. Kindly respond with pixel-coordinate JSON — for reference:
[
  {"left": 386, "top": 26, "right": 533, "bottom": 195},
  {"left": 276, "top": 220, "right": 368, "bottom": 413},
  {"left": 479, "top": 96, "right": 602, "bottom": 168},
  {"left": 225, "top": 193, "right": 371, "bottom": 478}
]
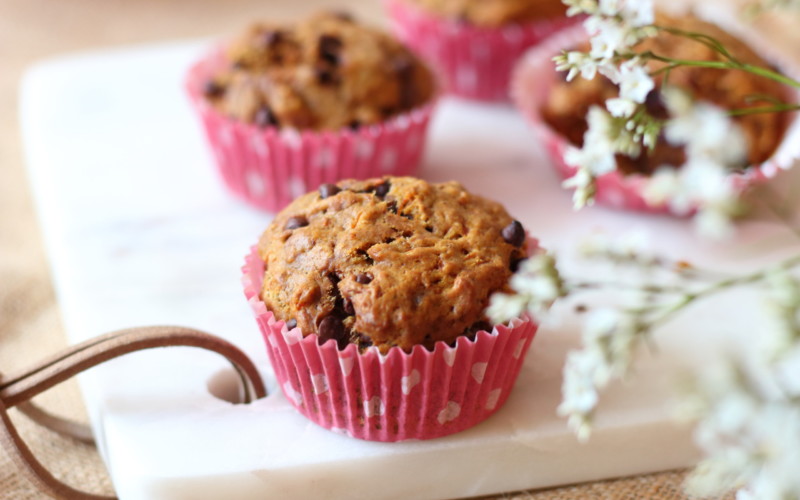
[
  {"left": 502, "top": 220, "right": 525, "bottom": 247},
  {"left": 259, "top": 30, "right": 284, "bottom": 49},
  {"left": 202, "top": 80, "right": 225, "bottom": 98},
  {"left": 348, "top": 120, "right": 361, "bottom": 130},
  {"left": 318, "top": 316, "right": 345, "bottom": 344},
  {"left": 315, "top": 66, "right": 338, "bottom": 85},
  {"left": 402, "top": 213, "right": 413, "bottom": 221},
  {"left": 471, "top": 321, "right": 492, "bottom": 333},
  {"left": 355, "top": 273, "right": 373, "bottom": 284},
  {"left": 356, "top": 333, "right": 373, "bottom": 348},
  {"left": 392, "top": 57, "right": 413, "bottom": 77},
  {"left": 319, "top": 183, "right": 341, "bottom": 199},
  {"left": 318, "top": 34, "right": 343, "bottom": 65},
  {"left": 575, "top": 304, "right": 588, "bottom": 314},
  {"left": 510, "top": 256, "right": 527, "bottom": 273},
  {"left": 387, "top": 201, "right": 398, "bottom": 214},
  {"left": 424, "top": 225, "right": 434, "bottom": 233},
  {"left": 254, "top": 106, "right": 278, "bottom": 128},
  {"left": 391, "top": 57, "right": 416, "bottom": 109},
  {"left": 644, "top": 90, "right": 669, "bottom": 120},
  {"left": 373, "top": 182, "right": 390, "bottom": 198},
  {"left": 286, "top": 319, "right": 297, "bottom": 329},
  {"left": 285, "top": 216, "right": 308, "bottom": 230},
  {"left": 343, "top": 298, "right": 355, "bottom": 315}
]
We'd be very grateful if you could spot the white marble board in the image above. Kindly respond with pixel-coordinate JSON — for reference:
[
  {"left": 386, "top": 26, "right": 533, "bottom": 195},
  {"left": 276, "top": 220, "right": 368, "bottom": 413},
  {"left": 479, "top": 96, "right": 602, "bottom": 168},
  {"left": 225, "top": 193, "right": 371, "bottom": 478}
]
[{"left": 19, "top": 39, "right": 800, "bottom": 500}]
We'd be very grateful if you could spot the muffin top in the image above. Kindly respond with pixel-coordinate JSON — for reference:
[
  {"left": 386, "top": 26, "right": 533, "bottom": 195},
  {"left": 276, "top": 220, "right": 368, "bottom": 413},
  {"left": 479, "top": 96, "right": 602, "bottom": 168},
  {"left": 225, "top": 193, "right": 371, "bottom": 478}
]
[
  {"left": 257, "top": 177, "right": 528, "bottom": 353},
  {"left": 407, "top": 0, "right": 567, "bottom": 27},
  {"left": 202, "top": 11, "right": 436, "bottom": 131},
  {"left": 542, "top": 14, "right": 791, "bottom": 175}
]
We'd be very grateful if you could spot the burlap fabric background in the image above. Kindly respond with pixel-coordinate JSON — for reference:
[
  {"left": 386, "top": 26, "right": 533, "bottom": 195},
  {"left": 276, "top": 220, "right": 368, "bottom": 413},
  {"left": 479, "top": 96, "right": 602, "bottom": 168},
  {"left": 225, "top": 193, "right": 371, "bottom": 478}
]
[{"left": 3, "top": 0, "right": 794, "bottom": 498}]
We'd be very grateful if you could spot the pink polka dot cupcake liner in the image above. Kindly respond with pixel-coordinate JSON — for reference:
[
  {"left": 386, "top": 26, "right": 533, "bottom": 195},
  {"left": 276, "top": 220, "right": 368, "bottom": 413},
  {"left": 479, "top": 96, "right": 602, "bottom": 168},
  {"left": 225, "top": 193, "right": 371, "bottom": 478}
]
[
  {"left": 384, "top": 0, "right": 579, "bottom": 102},
  {"left": 511, "top": 24, "right": 800, "bottom": 215},
  {"left": 185, "top": 48, "right": 436, "bottom": 213},
  {"left": 242, "top": 246, "right": 538, "bottom": 442}
]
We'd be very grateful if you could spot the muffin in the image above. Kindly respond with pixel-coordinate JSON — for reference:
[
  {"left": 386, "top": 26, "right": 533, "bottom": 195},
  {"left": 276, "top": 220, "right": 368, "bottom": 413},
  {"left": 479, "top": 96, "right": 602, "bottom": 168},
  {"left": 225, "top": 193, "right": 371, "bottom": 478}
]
[
  {"left": 186, "top": 11, "right": 437, "bottom": 212},
  {"left": 242, "top": 176, "right": 539, "bottom": 441},
  {"left": 513, "top": 15, "right": 797, "bottom": 212},
  {"left": 385, "top": 0, "right": 577, "bottom": 101},
  {"left": 542, "top": 14, "right": 790, "bottom": 176}
]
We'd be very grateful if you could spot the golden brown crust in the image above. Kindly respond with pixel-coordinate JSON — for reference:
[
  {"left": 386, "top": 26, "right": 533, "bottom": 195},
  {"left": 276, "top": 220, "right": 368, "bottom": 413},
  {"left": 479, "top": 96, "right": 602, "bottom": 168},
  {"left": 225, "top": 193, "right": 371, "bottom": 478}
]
[
  {"left": 407, "top": 0, "right": 567, "bottom": 27},
  {"left": 204, "top": 12, "right": 436, "bottom": 131},
  {"left": 257, "top": 177, "right": 527, "bottom": 353},
  {"left": 541, "top": 14, "right": 791, "bottom": 175}
]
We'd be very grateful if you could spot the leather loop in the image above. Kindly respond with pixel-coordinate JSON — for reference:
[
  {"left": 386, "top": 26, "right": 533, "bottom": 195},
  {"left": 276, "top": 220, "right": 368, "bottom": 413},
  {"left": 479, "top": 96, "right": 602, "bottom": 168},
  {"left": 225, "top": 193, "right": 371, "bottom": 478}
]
[{"left": 0, "top": 326, "right": 267, "bottom": 499}]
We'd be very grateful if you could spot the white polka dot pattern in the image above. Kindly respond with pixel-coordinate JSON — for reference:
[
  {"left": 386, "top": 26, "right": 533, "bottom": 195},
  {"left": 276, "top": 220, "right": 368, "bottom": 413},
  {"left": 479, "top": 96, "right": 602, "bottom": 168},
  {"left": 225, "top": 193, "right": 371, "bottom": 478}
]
[
  {"left": 242, "top": 247, "right": 539, "bottom": 442},
  {"left": 184, "top": 48, "right": 436, "bottom": 213},
  {"left": 437, "top": 402, "right": 461, "bottom": 424},
  {"left": 401, "top": 370, "right": 421, "bottom": 395},
  {"left": 386, "top": 0, "right": 579, "bottom": 102}
]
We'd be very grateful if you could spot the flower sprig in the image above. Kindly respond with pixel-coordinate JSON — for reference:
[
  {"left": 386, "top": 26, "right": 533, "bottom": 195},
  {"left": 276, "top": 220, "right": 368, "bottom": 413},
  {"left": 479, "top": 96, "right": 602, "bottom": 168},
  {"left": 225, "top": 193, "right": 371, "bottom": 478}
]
[
  {"left": 489, "top": 233, "right": 800, "bottom": 497},
  {"left": 506, "top": 2, "right": 800, "bottom": 497},
  {"left": 552, "top": 0, "right": 800, "bottom": 237}
]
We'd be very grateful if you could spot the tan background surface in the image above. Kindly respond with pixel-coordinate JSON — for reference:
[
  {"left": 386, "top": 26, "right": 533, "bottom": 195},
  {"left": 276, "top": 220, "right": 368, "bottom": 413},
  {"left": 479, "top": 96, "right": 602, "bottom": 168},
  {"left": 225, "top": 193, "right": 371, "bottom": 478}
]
[{"left": 3, "top": 0, "right": 793, "bottom": 498}]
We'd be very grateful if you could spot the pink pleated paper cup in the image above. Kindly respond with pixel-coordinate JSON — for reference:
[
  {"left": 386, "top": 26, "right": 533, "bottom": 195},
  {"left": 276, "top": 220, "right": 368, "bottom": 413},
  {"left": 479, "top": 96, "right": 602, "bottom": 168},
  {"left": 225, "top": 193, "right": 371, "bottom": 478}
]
[
  {"left": 242, "top": 246, "right": 538, "bottom": 442},
  {"left": 185, "top": 48, "right": 436, "bottom": 213},
  {"left": 384, "top": 0, "right": 578, "bottom": 102},
  {"left": 511, "top": 24, "right": 800, "bottom": 215}
]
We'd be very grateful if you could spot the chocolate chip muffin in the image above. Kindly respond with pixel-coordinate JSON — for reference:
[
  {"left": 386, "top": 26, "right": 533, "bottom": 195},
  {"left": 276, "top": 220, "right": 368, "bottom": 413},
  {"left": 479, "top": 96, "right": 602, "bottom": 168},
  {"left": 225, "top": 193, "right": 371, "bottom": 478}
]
[
  {"left": 202, "top": 11, "right": 436, "bottom": 131},
  {"left": 406, "top": 0, "right": 567, "bottom": 27},
  {"left": 257, "top": 177, "right": 528, "bottom": 353},
  {"left": 541, "top": 14, "right": 791, "bottom": 175}
]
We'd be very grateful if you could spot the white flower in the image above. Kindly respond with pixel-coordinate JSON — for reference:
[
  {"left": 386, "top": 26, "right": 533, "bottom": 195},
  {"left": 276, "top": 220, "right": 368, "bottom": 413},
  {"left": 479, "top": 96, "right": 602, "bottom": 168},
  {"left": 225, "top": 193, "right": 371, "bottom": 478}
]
[
  {"left": 620, "top": 0, "right": 654, "bottom": 27},
  {"left": 687, "top": 451, "right": 752, "bottom": 498},
  {"left": 555, "top": 51, "right": 601, "bottom": 81},
  {"left": 562, "top": 166, "right": 597, "bottom": 209},
  {"left": 641, "top": 88, "right": 747, "bottom": 238},
  {"left": 606, "top": 97, "right": 637, "bottom": 117},
  {"left": 558, "top": 349, "right": 606, "bottom": 441},
  {"left": 665, "top": 100, "right": 748, "bottom": 167},
  {"left": 584, "top": 308, "right": 639, "bottom": 377},
  {"left": 586, "top": 17, "right": 627, "bottom": 60},
  {"left": 617, "top": 60, "right": 654, "bottom": 104},
  {"left": 597, "top": 0, "right": 623, "bottom": 16},
  {"left": 565, "top": 107, "right": 619, "bottom": 174},
  {"left": 486, "top": 292, "right": 528, "bottom": 325},
  {"left": 558, "top": 306, "right": 645, "bottom": 441},
  {"left": 563, "top": 0, "right": 600, "bottom": 17},
  {"left": 487, "top": 253, "right": 565, "bottom": 323},
  {"left": 763, "top": 269, "right": 800, "bottom": 395},
  {"left": 644, "top": 168, "right": 687, "bottom": 211},
  {"left": 681, "top": 358, "right": 800, "bottom": 499},
  {"left": 694, "top": 206, "right": 735, "bottom": 239}
]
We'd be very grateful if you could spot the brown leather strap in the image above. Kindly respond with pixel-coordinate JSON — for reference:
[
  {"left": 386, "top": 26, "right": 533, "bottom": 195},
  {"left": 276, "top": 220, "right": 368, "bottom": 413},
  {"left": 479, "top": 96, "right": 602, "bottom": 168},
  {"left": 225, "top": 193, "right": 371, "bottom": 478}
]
[
  {"left": 17, "top": 401, "right": 95, "bottom": 444},
  {"left": 0, "top": 326, "right": 267, "bottom": 499}
]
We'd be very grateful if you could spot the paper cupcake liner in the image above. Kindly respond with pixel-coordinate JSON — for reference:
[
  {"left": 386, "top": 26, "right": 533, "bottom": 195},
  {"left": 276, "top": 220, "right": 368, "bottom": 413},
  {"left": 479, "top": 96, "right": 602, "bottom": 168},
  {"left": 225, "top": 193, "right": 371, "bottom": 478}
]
[
  {"left": 511, "top": 24, "right": 800, "bottom": 215},
  {"left": 242, "top": 246, "right": 538, "bottom": 442},
  {"left": 185, "top": 48, "right": 436, "bottom": 213},
  {"left": 385, "top": 0, "right": 579, "bottom": 102}
]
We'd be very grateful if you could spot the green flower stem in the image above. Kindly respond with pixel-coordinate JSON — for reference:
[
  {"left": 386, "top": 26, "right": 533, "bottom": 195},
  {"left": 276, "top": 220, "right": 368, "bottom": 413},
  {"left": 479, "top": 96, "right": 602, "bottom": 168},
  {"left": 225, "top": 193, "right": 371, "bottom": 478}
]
[
  {"left": 656, "top": 26, "right": 740, "bottom": 64},
  {"left": 640, "top": 51, "right": 800, "bottom": 89},
  {"left": 571, "top": 281, "right": 687, "bottom": 294},
  {"left": 728, "top": 103, "right": 800, "bottom": 116},
  {"left": 648, "top": 253, "right": 800, "bottom": 328}
]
